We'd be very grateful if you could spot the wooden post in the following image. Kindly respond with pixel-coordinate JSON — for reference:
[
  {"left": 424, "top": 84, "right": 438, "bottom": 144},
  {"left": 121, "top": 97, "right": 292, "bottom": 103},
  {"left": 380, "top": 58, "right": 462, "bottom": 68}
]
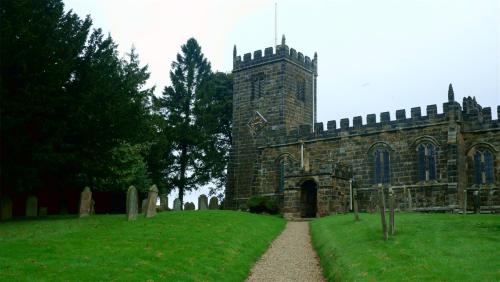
[
  {"left": 353, "top": 188, "right": 359, "bottom": 221},
  {"left": 407, "top": 187, "right": 412, "bottom": 211},
  {"left": 389, "top": 187, "right": 395, "bottom": 235},
  {"left": 463, "top": 189, "right": 467, "bottom": 215},
  {"left": 378, "top": 185, "right": 388, "bottom": 240}
]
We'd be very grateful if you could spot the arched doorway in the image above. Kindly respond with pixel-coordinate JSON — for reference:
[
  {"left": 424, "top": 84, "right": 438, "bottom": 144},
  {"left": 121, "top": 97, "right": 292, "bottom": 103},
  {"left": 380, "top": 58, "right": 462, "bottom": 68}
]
[{"left": 300, "top": 180, "right": 317, "bottom": 218}]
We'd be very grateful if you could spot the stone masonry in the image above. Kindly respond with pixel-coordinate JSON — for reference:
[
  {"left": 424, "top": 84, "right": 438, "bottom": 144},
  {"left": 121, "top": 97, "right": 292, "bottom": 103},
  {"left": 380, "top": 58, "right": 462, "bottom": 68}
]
[{"left": 225, "top": 36, "right": 499, "bottom": 219}]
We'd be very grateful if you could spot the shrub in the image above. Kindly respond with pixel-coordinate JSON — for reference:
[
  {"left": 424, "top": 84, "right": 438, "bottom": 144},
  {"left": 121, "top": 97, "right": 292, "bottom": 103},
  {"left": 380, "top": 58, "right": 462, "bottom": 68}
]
[{"left": 247, "top": 196, "right": 279, "bottom": 214}]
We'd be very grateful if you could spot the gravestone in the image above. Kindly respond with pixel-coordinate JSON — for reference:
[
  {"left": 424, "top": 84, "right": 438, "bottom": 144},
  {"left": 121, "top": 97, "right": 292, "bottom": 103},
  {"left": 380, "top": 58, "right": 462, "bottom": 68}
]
[
  {"left": 208, "top": 197, "right": 219, "bottom": 210},
  {"left": 159, "top": 194, "right": 168, "bottom": 211},
  {"left": 0, "top": 197, "right": 13, "bottom": 220},
  {"left": 184, "top": 202, "right": 195, "bottom": 210},
  {"left": 145, "top": 185, "right": 158, "bottom": 218},
  {"left": 126, "top": 186, "right": 138, "bottom": 220},
  {"left": 90, "top": 200, "right": 95, "bottom": 215},
  {"left": 198, "top": 194, "right": 208, "bottom": 210},
  {"left": 39, "top": 207, "right": 48, "bottom": 216},
  {"left": 79, "top": 187, "right": 92, "bottom": 218},
  {"left": 378, "top": 185, "right": 388, "bottom": 240},
  {"left": 26, "top": 195, "right": 38, "bottom": 217},
  {"left": 141, "top": 199, "right": 148, "bottom": 213},
  {"left": 173, "top": 198, "right": 181, "bottom": 211}
]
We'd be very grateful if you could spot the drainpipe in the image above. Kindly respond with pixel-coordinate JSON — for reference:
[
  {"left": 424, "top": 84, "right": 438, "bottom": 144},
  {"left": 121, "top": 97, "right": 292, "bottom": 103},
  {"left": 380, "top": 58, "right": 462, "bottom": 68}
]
[{"left": 349, "top": 179, "right": 353, "bottom": 211}]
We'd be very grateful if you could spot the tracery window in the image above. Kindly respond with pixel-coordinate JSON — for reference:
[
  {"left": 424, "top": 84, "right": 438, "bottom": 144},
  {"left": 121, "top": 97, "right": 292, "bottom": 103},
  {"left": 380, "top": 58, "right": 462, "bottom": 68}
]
[
  {"left": 374, "top": 148, "right": 390, "bottom": 184},
  {"left": 474, "top": 150, "right": 494, "bottom": 184},
  {"left": 417, "top": 143, "right": 437, "bottom": 181}
]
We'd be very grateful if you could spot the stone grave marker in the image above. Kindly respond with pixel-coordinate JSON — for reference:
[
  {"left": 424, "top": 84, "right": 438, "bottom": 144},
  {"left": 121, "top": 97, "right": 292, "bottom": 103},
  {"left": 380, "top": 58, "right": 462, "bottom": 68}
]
[
  {"left": 79, "top": 187, "right": 92, "bottom": 218},
  {"left": 184, "top": 202, "right": 195, "bottom": 210},
  {"left": 0, "top": 197, "right": 13, "bottom": 220},
  {"left": 141, "top": 198, "right": 148, "bottom": 213},
  {"left": 208, "top": 196, "right": 219, "bottom": 210},
  {"left": 173, "top": 198, "right": 181, "bottom": 211},
  {"left": 26, "top": 195, "right": 38, "bottom": 217},
  {"left": 198, "top": 194, "right": 208, "bottom": 210},
  {"left": 126, "top": 186, "right": 138, "bottom": 220},
  {"left": 39, "top": 207, "right": 48, "bottom": 216},
  {"left": 159, "top": 194, "right": 168, "bottom": 211},
  {"left": 145, "top": 185, "right": 158, "bottom": 218}
]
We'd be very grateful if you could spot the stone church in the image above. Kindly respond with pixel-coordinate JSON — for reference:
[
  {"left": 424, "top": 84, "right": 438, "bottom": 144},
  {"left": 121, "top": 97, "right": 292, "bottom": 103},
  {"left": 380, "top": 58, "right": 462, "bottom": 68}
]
[{"left": 225, "top": 36, "right": 499, "bottom": 219}]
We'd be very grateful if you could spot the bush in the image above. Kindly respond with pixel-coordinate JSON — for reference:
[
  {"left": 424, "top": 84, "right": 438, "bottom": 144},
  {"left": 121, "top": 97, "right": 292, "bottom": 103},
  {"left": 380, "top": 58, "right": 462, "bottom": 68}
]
[{"left": 247, "top": 196, "right": 279, "bottom": 215}]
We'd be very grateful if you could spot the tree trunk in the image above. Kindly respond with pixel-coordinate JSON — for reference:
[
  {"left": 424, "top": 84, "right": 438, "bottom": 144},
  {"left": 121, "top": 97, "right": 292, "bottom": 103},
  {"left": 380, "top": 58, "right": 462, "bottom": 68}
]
[{"left": 178, "top": 143, "right": 188, "bottom": 210}]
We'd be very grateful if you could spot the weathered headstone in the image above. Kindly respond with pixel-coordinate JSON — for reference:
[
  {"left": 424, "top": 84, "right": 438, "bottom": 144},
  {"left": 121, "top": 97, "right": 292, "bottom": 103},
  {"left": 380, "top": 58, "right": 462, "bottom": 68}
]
[
  {"left": 208, "top": 196, "right": 219, "bottom": 210},
  {"left": 90, "top": 200, "right": 95, "bottom": 215},
  {"left": 79, "top": 187, "right": 92, "bottom": 218},
  {"left": 39, "top": 207, "right": 48, "bottom": 216},
  {"left": 26, "top": 195, "right": 38, "bottom": 217},
  {"left": 145, "top": 185, "right": 158, "bottom": 218},
  {"left": 141, "top": 198, "right": 148, "bottom": 213},
  {"left": 0, "top": 197, "right": 13, "bottom": 220},
  {"left": 198, "top": 194, "right": 208, "bottom": 210},
  {"left": 184, "top": 202, "right": 195, "bottom": 210},
  {"left": 378, "top": 185, "right": 388, "bottom": 240},
  {"left": 173, "top": 198, "right": 181, "bottom": 211},
  {"left": 126, "top": 186, "right": 138, "bottom": 220},
  {"left": 159, "top": 194, "right": 168, "bottom": 211}
]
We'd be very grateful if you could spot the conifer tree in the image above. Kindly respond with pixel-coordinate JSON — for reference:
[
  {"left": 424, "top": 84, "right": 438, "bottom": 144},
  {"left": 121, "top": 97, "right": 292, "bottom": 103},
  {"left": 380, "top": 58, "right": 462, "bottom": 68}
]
[{"left": 154, "top": 38, "right": 212, "bottom": 207}]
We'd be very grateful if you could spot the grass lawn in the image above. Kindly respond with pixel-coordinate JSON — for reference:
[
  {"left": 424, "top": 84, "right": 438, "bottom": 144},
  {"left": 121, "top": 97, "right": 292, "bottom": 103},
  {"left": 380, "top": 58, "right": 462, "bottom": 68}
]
[
  {"left": 310, "top": 213, "right": 500, "bottom": 282},
  {"left": 0, "top": 210, "right": 286, "bottom": 281}
]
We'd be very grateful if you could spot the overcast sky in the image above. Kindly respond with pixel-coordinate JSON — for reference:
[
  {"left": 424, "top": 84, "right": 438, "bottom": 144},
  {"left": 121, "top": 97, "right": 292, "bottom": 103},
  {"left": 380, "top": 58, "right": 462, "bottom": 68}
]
[{"left": 63, "top": 0, "right": 500, "bottom": 206}]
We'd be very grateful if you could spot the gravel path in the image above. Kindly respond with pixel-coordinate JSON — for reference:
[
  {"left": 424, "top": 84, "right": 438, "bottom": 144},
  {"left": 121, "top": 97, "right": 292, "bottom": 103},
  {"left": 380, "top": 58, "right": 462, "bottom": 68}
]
[{"left": 246, "top": 221, "right": 326, "bottom": 282}]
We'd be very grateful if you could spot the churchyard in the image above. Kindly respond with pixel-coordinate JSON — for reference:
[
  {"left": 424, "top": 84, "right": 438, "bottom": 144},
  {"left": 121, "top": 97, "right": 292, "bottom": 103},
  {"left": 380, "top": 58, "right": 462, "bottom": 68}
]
[
  {"left": 311, "top": 213, "right": 500, "bottom": 281},
  {"left": 0, "top": 211, "right": 285, "bottom": 281}
]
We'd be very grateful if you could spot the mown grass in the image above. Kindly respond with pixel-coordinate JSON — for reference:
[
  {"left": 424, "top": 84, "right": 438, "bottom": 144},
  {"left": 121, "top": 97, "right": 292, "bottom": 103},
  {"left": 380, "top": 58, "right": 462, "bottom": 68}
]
[
  {"left": 310, "top": 213, "right": 500, "bottom": 282},
  {"left": 0, "top": 210, "right": 286, "bottom": 281}
]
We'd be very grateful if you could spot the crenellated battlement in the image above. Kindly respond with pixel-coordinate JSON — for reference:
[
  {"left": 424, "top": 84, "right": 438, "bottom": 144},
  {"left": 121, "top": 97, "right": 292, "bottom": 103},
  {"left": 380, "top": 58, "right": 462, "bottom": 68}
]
[
  {"left": 233, "top": 35, "right": 317, "bottom": 74},
  {"left": 262, "top": 94, "right": 499, "bottom": 146}
]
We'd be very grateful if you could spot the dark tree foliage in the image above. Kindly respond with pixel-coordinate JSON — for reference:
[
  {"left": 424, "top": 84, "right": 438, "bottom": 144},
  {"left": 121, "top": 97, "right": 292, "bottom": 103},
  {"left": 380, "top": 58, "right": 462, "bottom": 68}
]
[
  {"left": 195, "top": 72, "right": 233, "bottom": 195},
  {"left": 1, "top": 0, "right": 154, "bottom": 195},
  {"left": 0, "top": 0, "right": 91, "bottom": 192},
  {"left": 153, "top": 39, "right": 233, "bottom": 207}
]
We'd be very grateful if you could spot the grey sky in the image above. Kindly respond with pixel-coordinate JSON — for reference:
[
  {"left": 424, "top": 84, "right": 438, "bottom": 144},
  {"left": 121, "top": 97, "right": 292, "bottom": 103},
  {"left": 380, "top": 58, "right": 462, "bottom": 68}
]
[{"left": 63, "top": 0, "right": 500, "bottom": 206}]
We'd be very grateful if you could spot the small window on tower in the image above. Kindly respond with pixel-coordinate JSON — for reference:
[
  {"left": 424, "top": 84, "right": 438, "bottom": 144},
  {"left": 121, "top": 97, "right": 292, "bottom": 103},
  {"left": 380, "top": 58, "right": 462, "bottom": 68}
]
[
  {"left": 251, "top": 73, "right": 265, "bottom": 100},
  {"left": 296, "top": 79, "right": 305, "bottom": 102}
]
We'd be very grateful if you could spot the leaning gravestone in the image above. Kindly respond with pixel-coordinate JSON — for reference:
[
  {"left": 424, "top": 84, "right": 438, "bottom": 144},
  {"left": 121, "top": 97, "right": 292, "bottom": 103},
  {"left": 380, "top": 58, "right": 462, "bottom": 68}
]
[
  {"left": 0, "top": 197, "right": 13, "bottom": 220},
  {"left": 26, "top": 195, "right": 38, "bottom": 217},
  {"left": 208, "top": 197, "right": 219, "bottom": 210},
  {"left": 173, "top": 198, "right": 181, "bottom": 211},
  {"left": 79, "top": 187, "right": 92, "bottom": 218},
  {"left": 145, "top": 185, "right": 158, "bottom": 218},
  {"left": 198, "top": 194, "right": 208, "bottom": 210},
  {"left": 159, "top": 194, "right": 168, "bottom": 211},
  {"left": 126, "top": 186, "right": 138, "bottom": 220}
]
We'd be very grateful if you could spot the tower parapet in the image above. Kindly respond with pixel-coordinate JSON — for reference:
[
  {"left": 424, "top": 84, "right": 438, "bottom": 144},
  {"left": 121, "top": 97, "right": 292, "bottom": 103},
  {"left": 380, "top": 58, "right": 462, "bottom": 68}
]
[{"left": 233, "top": 36, "right": 317, "bottom": 74}]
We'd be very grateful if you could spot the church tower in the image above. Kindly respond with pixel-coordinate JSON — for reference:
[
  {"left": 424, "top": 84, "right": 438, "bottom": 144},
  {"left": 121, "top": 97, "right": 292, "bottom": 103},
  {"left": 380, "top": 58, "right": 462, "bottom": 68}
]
[{"left": 226, "top": 36, "right": 318, "bottom": 208}]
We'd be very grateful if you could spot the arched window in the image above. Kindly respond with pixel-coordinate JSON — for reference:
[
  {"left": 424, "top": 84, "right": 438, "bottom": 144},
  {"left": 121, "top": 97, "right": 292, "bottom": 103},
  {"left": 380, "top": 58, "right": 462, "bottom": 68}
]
[
  {"left": 373, "top": 148, "right": 390, "bottom": 184},
  {"left": 417, "top": 143, "right": 437, "bottom": 181},
  {"left": 474, "top": 150, "right": 494, "bottom": 184}
]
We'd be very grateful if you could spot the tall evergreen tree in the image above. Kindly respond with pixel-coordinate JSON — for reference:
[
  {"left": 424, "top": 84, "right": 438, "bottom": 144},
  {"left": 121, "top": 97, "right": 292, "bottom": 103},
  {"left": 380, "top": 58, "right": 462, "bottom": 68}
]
[{"left": 154, "top": 38, "right": 212, "bottom": 207}]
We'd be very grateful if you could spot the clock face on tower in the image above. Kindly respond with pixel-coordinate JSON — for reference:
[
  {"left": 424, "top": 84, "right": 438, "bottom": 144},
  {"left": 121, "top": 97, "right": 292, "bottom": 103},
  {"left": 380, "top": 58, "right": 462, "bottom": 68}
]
[{"left": 247, "top": 111, "right": 268, "bottom": 136}]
